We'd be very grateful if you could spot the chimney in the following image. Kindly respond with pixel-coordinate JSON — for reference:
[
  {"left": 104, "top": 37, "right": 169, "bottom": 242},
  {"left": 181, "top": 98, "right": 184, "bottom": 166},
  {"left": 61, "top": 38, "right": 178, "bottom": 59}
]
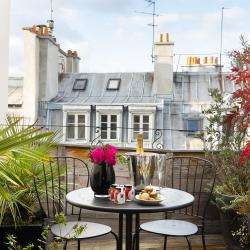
[
  {"left": 66, "top": 50, "right": 80, "bottom": 73},
  {"left": 183, "top": 56, "right": 220, "bottom": 73},
  {"left": 22, "top": 23, "right": 60, "bottom": 122},
  {"left": 153, "top": 33, "right": 174, "bottom": 96}
]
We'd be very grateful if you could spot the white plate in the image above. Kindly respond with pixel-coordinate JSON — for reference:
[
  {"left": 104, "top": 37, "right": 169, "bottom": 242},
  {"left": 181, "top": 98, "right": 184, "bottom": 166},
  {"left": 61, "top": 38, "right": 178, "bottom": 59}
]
[{"left": 134, "top": 194, "right": 165, "bottom": 206}]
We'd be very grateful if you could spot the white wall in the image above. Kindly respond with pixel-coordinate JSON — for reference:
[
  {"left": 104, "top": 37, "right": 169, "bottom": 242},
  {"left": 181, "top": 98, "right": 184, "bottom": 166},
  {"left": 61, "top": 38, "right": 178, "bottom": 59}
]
[
  {"left": 0, "top": 0, "right": 11, "bottom": 123},
  {"left": 22, "top": 31, "right": 40, "bottom": 123},
  {"left": 45, "top": 40, "right": 59, "bottom": 100}
]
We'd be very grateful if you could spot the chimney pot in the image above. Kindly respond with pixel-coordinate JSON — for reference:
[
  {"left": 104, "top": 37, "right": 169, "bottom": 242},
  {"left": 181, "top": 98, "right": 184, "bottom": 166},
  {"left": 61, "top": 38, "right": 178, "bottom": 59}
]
[{"left": 160, "top": 34, "right": 163, "bottom": 42}]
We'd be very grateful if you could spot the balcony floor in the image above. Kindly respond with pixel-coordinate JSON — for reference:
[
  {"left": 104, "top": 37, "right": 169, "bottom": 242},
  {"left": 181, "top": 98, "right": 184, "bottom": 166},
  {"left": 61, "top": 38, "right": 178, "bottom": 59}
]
[{"left": 65, "top": 234, "right": 225, "bottom": 249}]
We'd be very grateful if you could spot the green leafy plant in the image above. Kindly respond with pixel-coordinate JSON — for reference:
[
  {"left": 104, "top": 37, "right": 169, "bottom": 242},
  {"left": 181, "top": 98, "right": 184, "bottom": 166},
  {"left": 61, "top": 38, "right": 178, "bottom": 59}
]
[
  {"left": 0, "top": 117, "right": 58, "bottom": 225},
  {"left": 5, "top": 213, "right": 87, "bottom": 249}
]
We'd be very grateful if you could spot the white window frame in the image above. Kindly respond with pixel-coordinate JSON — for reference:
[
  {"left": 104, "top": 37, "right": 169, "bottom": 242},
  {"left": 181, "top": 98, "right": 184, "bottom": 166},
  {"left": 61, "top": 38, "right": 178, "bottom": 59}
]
[
  {"left": 132, "top": 114, "right": 151, "bottom": 140},
  {"left": 62, "top": 105, "right": 90, "bottom": 144},
  {"left": 96, "top": 106, "right": 122, "bottom": 143},
  {"left": 128, "top": 105, "right": 156, "bottom": 144}
]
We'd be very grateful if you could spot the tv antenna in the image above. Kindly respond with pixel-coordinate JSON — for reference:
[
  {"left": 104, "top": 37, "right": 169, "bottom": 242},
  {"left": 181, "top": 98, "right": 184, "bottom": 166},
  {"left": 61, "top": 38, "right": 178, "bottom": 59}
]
[
  {"left": 135, "top": 0, "right": 159, "bottom": 63},
  {"left": 47, "top": 0, "right": 55, "bottom": 32},
  {"left": 219, "top": 7, "right": 229, "bottom": 91},
  {"left": 50, "top": 0, "right": 53, "bottom": 20}
]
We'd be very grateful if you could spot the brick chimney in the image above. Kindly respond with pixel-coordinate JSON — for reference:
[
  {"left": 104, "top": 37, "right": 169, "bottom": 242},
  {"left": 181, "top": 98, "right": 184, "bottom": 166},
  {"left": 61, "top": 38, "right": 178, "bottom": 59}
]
[{"left": 153, "top": 33, "right": 174, "bottom": 97}]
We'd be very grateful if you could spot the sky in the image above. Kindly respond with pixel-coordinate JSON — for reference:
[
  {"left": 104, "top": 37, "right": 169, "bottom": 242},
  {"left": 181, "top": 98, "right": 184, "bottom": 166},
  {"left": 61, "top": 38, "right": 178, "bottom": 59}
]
[{"left": 9, "top": 0, "right": 250, "bottom": 75}]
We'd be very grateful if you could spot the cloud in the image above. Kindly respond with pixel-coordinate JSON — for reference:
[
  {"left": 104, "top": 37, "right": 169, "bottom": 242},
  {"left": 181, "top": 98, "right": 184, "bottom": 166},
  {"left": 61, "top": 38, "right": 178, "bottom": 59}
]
[{"left": 8, "top": 0, "right": 250, "bottom": 74}]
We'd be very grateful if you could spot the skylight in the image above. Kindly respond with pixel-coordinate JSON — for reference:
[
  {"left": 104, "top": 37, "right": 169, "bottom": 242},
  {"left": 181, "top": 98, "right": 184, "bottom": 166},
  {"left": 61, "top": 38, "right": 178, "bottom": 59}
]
[
  {"left": 106, "top": 78, "right": 121, "bottom": 90},
  {"left": 73, "top": 79, "right": 88, "bottom": 91}
]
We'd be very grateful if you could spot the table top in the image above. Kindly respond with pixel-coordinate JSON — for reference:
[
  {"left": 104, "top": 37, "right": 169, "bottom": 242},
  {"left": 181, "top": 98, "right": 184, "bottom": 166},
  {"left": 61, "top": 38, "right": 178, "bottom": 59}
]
[{"left": 66, "top": 187, "right": 194, "bottom": 214}]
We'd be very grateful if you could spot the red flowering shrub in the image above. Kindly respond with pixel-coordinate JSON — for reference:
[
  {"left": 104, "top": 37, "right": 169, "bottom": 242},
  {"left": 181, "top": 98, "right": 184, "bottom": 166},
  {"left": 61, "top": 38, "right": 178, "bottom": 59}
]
[
  {"left": 90, "top": 144, "right": 118, "bottom": 166},
  {"left": 203, "top": 37, "right": 250, "bottom": 216},
  {"left": 239, "top": 141, "right": 250, "bottom": 166}
]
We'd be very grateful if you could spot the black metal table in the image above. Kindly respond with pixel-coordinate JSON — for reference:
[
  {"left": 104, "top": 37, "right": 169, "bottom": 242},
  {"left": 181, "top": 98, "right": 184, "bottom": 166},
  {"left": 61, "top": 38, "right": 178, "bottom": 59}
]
[{"left": 66, "top": 187, "right": 194, "bottom": 250}]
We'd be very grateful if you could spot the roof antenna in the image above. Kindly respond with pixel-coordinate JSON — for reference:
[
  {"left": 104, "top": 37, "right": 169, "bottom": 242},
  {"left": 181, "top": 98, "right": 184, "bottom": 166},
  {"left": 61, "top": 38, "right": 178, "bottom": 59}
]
[
  {"left": 50, "top": 0, "right": 53, "bottom": 20},
  {"left": 135, "top": 0, "right": 159, "bottom": 63},
  {"left": 47, "top": 0, "right": 54, "bottom": 31},
  {"left": 219, "top": 7, "right": 229, "bottom": 91}
]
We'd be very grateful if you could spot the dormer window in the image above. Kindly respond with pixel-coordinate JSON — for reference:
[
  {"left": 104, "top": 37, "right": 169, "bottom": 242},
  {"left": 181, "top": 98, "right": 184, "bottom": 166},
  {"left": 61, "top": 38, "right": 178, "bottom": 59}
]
[
  {"left": 106, "top": 78, "right": 121, "bottom": 90},
  {"left": 73, "top": 79, "right": 88, "bottom": 91}
]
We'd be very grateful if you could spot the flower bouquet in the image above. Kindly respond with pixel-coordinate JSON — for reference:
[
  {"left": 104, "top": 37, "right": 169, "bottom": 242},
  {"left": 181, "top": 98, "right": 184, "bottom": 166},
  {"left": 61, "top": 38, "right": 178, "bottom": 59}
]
[{"left": 89, "top": 144, "right": 118, "bottom": 197}]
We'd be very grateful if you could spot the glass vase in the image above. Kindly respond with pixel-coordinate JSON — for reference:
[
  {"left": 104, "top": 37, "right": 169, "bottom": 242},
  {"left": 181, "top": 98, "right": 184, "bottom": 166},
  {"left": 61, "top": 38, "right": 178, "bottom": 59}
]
[{"left": 90, "top": 163, "right": 115, "bottom": 197}]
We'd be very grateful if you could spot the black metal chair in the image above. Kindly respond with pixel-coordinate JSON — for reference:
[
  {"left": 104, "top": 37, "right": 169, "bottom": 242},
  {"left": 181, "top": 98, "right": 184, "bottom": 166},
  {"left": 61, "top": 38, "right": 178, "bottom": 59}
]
[
  {"left": 133, "top": 156, "right": 216, "bottom": 250},
  {"left": 33, "top": 156, "right": 118, "bottom": 250}
]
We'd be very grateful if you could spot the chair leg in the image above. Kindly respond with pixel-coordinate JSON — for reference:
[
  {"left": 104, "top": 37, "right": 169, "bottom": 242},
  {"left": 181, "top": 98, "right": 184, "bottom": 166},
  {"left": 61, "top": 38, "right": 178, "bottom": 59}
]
[
  {"left": 163, "top": 235, "right": 168, "bottom": 250},
  {"left": 63, "top": 240, "right": 68, "bottom": 250},
  {"left": 201, "top": 230, "right": 206, "bottom": 250},
  {"left": 77, "top": 239, "right": 80, "bottom": 250},
  {"left": 132, "top": 228, "right": 141, "bottom": 250},
  {"left": 110, "top": 231, "right": 119, "bottom": 250},
  {"left": 185, "top": 236, "right": 192, "bottom": 250}
]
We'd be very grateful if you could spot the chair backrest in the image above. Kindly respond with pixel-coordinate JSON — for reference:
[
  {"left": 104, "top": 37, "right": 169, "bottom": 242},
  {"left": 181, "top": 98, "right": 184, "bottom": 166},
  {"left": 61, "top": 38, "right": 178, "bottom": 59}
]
[
  {"left": 164, "top": 156, "right": 216, "bottom": 219},
  {"left": 33, "top": 156, "right": 89, "bottom": 220}
]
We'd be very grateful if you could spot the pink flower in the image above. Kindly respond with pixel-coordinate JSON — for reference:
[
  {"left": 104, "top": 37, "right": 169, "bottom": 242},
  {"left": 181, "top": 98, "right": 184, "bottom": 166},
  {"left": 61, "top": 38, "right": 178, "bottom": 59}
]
[
  {"left": 90, "top": 147, "right": 105, "bottom": 165},
  {"left": 105, "top": 145, "right": 118, "bottom": 166},
  {"left": 90, "top": 144, "right": 118, "bottom": 167}
]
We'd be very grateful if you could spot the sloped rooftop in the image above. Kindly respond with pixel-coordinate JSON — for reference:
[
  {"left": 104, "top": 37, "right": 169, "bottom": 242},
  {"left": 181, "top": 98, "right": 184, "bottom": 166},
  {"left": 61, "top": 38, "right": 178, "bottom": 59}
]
[{"left": 51, "top": 72, "right": 159, "bottom": 105}]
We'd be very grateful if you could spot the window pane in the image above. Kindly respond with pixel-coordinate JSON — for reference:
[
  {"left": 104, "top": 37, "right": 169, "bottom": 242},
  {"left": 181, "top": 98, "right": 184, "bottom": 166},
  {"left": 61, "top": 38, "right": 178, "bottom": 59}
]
[
  {"left": 67, "top": 114, "right": 75, "bottom": 124},
  {"left": 111, "top": 115, "right": 117, "bottom": 122},
  {"left": 134, "top": 123, "right": 140, "bottom": 131},
  {"left": 143, "top": 115, "right": 149, "bottom": 123},
  {"left": 101, "top": 123, "right": 107, "bottom": 130},
  {"left": 143, "top": 132, "right": 149, "bottom": 140},
  {"left": 67, "top": 126, "right": 75, "bottom": 139},
  {"left": 134, "top": 115, "right": 140, "bottom": 123},
  {"left": 111, "top": 123, "right": 117, "bottom": 130},
  {"left": 73, "top": 79, "right": 88, "bottom": 91},
  {"left": 188, "top": 120, "right": 199, "bottom": 132},
  {"left": 110, "top": 131, "right": 117, "bottom": 139},
  {"left": 107, "top": 79, "right": 121, "bottom": 90},
  {"left": 101, "top": 115, "right": 107, "bottom": 122},
  {"left": 101, "top": 131, "right": 107, "bottom": 139},
  {"left": 143, "top": 123, "right": 149, "bottom": 132},
  {"left": 78, "top": 125, "right": 85, "bottom": 139},
  {"left": 78, "top": 115, "right": 85, "bottom": 124}
]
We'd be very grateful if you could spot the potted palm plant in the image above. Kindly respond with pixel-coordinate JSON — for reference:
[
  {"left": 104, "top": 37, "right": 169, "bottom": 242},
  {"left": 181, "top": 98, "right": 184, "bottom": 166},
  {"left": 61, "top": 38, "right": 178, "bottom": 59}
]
[
  {"left": 0, "top": 117, "right": 57, "bottom": 249},
  {"left": 203, "top": 37, "right": 249, "bottom": 249}
]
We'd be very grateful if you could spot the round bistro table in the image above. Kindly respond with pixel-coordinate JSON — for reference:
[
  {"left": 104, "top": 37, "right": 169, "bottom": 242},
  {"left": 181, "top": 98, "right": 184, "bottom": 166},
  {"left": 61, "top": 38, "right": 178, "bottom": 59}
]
[{"left": 66, "top": 187, "right": 194, "bottom": 250}]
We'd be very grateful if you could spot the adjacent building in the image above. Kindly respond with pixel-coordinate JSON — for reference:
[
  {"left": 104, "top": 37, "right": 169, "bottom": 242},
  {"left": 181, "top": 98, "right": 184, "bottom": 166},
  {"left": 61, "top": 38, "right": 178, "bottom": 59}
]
[{"left": 8, "top": 22, "right": 235, "bottom": 150}]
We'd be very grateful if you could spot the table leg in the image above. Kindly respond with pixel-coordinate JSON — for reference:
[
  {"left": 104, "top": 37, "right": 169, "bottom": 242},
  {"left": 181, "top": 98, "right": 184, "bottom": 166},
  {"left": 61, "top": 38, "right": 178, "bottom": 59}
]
[
  {"left": 135, "top": 214, "right": 140, "bottom": 250},
  {"left": 125, "top": 213, "right": 133, "bottom": 250},
  {"left": 118, "top": 213, "right": 123, "bottom": 250}
]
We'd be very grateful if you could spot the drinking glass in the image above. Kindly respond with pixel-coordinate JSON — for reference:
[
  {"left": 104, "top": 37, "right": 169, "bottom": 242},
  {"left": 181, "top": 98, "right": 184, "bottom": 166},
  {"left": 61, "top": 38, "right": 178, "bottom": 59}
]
[{"left": 156, "top": 154, "right": 166, "bottom": 190}]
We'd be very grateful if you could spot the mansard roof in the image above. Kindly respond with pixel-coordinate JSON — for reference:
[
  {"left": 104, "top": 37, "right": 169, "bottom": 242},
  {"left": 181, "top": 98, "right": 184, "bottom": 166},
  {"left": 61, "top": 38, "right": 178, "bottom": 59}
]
[{"left": 50, "top": 72, "right": 160, "bottom": 105}]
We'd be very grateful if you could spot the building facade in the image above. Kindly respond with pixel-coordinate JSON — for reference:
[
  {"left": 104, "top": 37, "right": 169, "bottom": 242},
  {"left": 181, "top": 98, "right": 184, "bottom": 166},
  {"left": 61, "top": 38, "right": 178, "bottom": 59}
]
[{"left": 8, "top": 23, "right": 235, "bottom": 150}]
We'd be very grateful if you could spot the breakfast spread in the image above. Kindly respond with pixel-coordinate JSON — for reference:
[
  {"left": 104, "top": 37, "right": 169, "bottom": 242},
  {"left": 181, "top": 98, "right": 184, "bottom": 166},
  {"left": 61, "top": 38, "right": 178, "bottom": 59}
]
[{"left": 137, "top": 185, "right": 162, "bottom": 201}]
